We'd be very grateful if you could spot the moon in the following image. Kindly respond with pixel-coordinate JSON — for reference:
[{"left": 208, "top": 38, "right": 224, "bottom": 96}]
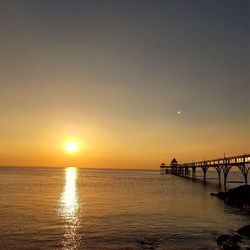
[{"left": 177, "top": 111, "right": 181, "bottom": 115}]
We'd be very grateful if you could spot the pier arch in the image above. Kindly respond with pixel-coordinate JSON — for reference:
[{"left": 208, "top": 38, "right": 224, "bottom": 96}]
[{"left": 236, "top": 164, "right": 250, "bottom": 185}]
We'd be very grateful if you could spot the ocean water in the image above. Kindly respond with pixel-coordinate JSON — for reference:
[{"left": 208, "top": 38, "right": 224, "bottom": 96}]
[{"left": 0, "top": 167, "right": 249, "bottom": 249}]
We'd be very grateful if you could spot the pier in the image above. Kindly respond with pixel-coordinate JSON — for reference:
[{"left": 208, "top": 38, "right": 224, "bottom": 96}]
[{"left": 160, "top": 154, "right": 250, "bottom": 187}]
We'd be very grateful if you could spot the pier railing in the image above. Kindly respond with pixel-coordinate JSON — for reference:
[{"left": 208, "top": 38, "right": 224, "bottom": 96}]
[{"left": 160, "top": 154, "right": 250, "bottom": 187}]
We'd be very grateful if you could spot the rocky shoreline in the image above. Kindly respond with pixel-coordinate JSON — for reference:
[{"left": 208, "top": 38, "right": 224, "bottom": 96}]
[
  {"left": 216, "top": 225, "right": 250, "bottom": 250},
  {"left": 211, "top": 185, "right": 250, "bottom": 249},
  {"left": 216, "top": 185, "right": 250, "bottom": 207}
]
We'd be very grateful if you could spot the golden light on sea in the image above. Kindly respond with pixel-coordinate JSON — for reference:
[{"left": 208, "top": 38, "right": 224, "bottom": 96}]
[
  {"left": 62, "top": 167, "right": 78, "bottom": 217},
  {"left": 60, "top": 167, "right": 81, "bottom": 249}
]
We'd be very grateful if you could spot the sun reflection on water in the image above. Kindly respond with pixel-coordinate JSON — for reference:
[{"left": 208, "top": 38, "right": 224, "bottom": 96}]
[{"left": 60, "top": 167, "right": 81, "bottom": 249}]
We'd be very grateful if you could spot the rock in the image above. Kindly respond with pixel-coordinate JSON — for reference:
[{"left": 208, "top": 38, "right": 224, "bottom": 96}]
[
  {"left": 222, "top": 241, "right": 241, "bottom": 250},
  {"left": 217, "top": 234, "right": 241, "bottom": 249},
  {"left": 217, "top": 234, "right": 232, "bottom": 245},
  {"left": 216, "top": 185, "right": 250, "bottom": 206},
  {"left": 210, "top": 192, "right": 217, "bottom": 196},
  {"left": 231, "top": 234, "right": 242, "bottom": 243},
  {"left": 217, "top": 191, "right": 227, "bottom": 200},
  {"left": 227, "top": 185, "right": 250, "bottom": 205},
  {"left": 137, "top": 238, "right": 159, "bottom": 249},
  {"left": 237, "top": 225, "right": 250, "bottom": 237}
]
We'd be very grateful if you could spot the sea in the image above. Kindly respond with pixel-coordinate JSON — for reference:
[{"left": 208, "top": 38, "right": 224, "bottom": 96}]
[{"left": 0, "top": 167, "right": 249, "bottom": 249}]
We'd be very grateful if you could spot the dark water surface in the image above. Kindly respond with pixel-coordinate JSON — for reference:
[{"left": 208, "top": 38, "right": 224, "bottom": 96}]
[{"left": 0, "top": 167, "right": 249, "bottom": 249}]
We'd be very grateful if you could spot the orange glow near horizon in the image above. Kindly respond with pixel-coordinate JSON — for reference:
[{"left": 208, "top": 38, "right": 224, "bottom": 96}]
[
  {"left": 0, "top": 115, "right": 249, "bottom": 169},
  {"left": 0, "top": 123, "right": 249, "bottom": 169}
]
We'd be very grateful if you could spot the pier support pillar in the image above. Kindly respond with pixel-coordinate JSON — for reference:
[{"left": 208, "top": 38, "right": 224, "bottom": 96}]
[
  {"left": 237, "top": 163, "right": 250, "bottom": 185},
  {"left": 221, "top": 165, "right": 232, "bottom": 189},
  {"left": 192, "top": 166, "right": 196, "bottom": 179},
  {"left": 214, "top": 166, "right": 222, "bottom": 183},
  {"left": 181, "top": 167, "right": 184, "bottom": 176},
  {"left": 201, "top": 166, "right": 209, "bottom": 181}
]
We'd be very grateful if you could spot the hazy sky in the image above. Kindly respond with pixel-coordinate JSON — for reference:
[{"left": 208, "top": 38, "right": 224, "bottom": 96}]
[{"left": 0, "top": 0, "right": 249, "bottom": 168}]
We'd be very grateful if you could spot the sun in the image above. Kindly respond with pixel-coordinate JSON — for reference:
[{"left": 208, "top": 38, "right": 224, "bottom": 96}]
[{"left": 65, "top": 142, "right": 78, "bottom": 152}]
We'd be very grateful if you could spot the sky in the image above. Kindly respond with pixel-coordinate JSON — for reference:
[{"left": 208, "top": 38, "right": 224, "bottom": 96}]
[{"left": 0, "top": 0, "right": 249, "bottom": 168}]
